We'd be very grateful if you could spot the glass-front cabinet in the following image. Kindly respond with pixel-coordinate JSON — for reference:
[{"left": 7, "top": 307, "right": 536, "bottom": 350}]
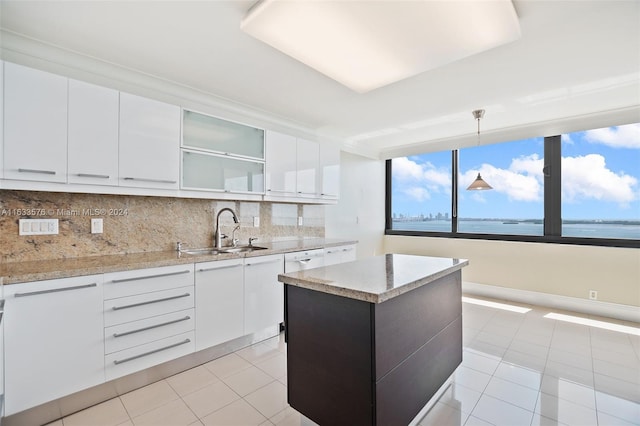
[{"left": 181, "top": 110, "right": 265, "bottom": 194}]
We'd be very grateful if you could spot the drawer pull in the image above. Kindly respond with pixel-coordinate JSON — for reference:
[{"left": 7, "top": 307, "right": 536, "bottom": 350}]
[
  {"left": 123, "top": 177, "right": 177, "bottom": 184},
  {"left": 77, "top": 173, "right": 110, "bottom": 179},
  {"left": 113, "top": 316, "right": 191, "bottom": 338},
  {"left": 113, "top": 338, "right": 191, "bottom": 365},
  {"left": 18, "top": 168, "right": 56, "bottom": 175},
  {"left": 111, "top": 293, "right": 191, "bottom": 310},
  {"left": 198, "top": 264, "right": 242, "bottom": 272},
  {"left": 246, "top": 259, "right": 282, "bottom": 267},
  {"left": 110, "top": 270, "right": 191, "bottom": 284},
  {"left": 14, "top": 283, "right": 97, "bottom": 298}
]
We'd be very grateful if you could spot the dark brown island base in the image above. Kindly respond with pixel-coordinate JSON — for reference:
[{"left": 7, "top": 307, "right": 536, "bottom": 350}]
[{"left": 278, "top": 254, "right": 469, "bottom": 426}]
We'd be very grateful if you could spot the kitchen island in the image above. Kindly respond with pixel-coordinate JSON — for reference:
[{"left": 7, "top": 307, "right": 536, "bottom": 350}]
[{"left": 278, "top": 254, "right": 468, "bottom": 426}]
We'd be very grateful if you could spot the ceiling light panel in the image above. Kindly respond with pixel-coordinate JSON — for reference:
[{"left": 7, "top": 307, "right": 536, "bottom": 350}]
[{"left": 241, "top": 0, "right": 521, "bottom": 93}]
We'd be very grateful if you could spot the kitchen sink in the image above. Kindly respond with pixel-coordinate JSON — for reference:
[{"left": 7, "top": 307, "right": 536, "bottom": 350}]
[
  {"left": 219, "top": 245, "right": 268, "bottom": 253},
  {"left": 180, "top": 245, "right": 268, "bottom": 255}
]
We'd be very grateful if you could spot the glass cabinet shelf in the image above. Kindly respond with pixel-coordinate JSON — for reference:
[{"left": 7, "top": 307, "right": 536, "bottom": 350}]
[
  {"left": 182, "top": 110, "right": 264, "bottom": 160},
  {"left": 182, "top": 150, "right": 264, "bottom": 193}
]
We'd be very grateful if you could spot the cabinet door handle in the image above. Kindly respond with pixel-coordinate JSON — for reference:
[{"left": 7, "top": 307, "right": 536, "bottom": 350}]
[
  {"left": 123, "top": 177, "right": 177, "bottom": 184},
  {"left": 18, "top": 168, "right": 56, "bottom": 175},
  {"left": 297, "top": 259, "right": 311, "bottom": 263},
  {"left": 342, "top": 248, "right": 353, "bottom": 252},
  {"left": 77, "top": 173, "right": 110, "bottom": 179},
  {"left": 111, "top": 293, "right": 191, "bottom": 310},
  {"left": 245, "top": 258, "right": 282, "bottom": 267},
  {"left": 110, "top": 270, "right": 191, "bottom": 284},
  {"left": 14, "top": 283, "right": 97, "bottom": 298},
  {"left": 113, "top": 316, "right": 191, "bottom": 338},
  {"left": 266, "top": 189, "right": 292, "bottom": 193},
  {"left": 113, "top": 338, "right": 191, "bottom": 365},
  {"left": 198, "top": 264, "right": 242, "bottom": 272}
]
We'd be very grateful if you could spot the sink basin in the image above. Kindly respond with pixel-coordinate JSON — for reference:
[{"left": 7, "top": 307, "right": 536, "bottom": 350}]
[
  {"left": 180, "top": 248, "right": 221, "bottom": 255},
  {"left": 219, "top": 245, "right": 268, "bottom": 253},
  {"left": 180, "top": 246, "right": 268, "bottom": 255}
]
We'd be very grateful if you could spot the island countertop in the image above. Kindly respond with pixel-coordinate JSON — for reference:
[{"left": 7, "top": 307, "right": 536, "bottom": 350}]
[{"left": 278, "top": 253, "right": 468, "bottom": 303}]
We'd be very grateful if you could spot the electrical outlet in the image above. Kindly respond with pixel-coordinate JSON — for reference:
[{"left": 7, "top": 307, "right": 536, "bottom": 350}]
[
  {"left": 253, "top": 216, "right": 260, "bottom": 227},
  {"left": 298, "top": 216, "right": 304, "bottom": 226},
  {"left": 19, "top": 219, "right": 58, "bottom": 235},
  {"left": 91, "top": 218, "right": 103, "bottom": 234},
  {"left": 589, "top": 290, "right": 598, "bottom": 300}
]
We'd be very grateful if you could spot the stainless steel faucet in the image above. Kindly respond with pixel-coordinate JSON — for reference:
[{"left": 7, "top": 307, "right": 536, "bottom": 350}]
[{"left": 214, "top": 208, "right": 239, "bottom": 248}]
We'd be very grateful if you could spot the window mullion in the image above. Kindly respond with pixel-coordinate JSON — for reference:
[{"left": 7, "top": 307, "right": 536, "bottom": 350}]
[
  {"left": 544, "top": 135, "right": 562, "bottom": 236},
  {"left": 452, "top": 150, "right": 459, "bottom": 233}
]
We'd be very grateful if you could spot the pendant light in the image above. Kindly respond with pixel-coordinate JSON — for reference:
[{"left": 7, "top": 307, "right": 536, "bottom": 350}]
[{"left": 466, "top": 109, "right": 493, "bottom": 191}]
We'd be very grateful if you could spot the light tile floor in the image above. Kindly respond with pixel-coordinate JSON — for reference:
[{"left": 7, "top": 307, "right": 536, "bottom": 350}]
[{"left": 49, "top": 295, "right": 640, "bottom": 425}]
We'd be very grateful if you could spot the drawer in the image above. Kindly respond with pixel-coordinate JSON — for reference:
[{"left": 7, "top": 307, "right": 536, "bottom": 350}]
[
  {"left": 105, "top": 331, "right": 195, "bottom": 381},
  {"left": 104, "top": 286, "right": 194, "bottom": 327},
  {"left": 105, "top": 308, "right": 194, "bottom": 355},
  {"left": 104, "top": 264, "right": 194, "bottom": 300}
]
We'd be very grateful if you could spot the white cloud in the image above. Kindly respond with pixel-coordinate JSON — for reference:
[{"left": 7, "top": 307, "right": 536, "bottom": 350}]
[
  {"left": 584, "top": 123, "right": 640, "bottom": 149},
  {"left": 461, "top": 154, "right": 544, "bottom": 202},
  {"left": 562, "top": 154, "right": 638, "bottom": 205},
  {"left": 393, "top": 156, "right": 450, "bottom": 201}
]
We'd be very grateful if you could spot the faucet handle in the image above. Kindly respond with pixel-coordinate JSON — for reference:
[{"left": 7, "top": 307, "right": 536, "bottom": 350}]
[{"left": 248, "top": 237, "right": 258, "bottom": 247}]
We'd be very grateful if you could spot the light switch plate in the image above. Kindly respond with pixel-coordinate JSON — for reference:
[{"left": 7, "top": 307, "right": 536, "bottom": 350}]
[
  {"left": 19, "top": 219, "right": 59, "bottom": 235},
  {"left": 298, "top": 216, "right": 304, "bottom": 226},
  {"left": 91, "top": 218, "right": 103, "bottom": 234},
  {"left": 253, "top": 216, "right": 260, "bottom": 227}
]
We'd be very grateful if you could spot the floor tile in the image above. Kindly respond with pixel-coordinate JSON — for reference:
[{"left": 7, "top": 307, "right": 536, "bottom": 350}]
[
  {"left": 182, "top": 380, "right": 241, "bottom": 418},
  {"left": 236, "top": 342, "right": 282, "bottom": 364},
  {"left": 244, "top": 380, "right": 289, "bottom": 418},
  {"left": 592, "top": 346, "right": 640, "bottom": 368},
  {"left": 596, "top": 411, "right": 639, "bottom": 426},
  {"left": 484, "top": 376, "right": 539, "bottom": 411},
  {"left": 594, "top": 373, "right": 640, "bottom": 403},
  {"left": 529, "top": 413, "right": 569, "bottom": 425},
  {"left": 120, "top": 380, "right": 179, "bottom": 419},
  {"left": 501, "top": 348, "right": 547, "bottom": 372},
  {"left": 437, "top": 382, "right": 482, "bottom": 414},
  {"left": 462, "top": 349, "right": 500, "bottom": 375},
  {"left": 131, "top": 398, "right": 198, "bottom": 426},
  {"left": 508, "top": 338, "right": 550, "bottom": 359},
  {"left": 548, "top": 348, "right": 593, "bottom": 371},
  {"left": 166, "top": 365, "right": 220, "bottom": 397},
  {"left": 204, "top": 352, "right": 252, "bottom": 379},
  {"left": 201, "top": 399, "right": 267, "bottom": 426},
  {"left": 63, "top": 397, "right": 130, "bottom": 426},
  {"left": 474, "top": 330, "right": 513, "bottom": 349},
  {"left": 222, "top": 366, "right": 275, "bottom": 397},
  {"left": 535, "top": 392, "right": 598, "bottom": 425},
  {"left": 270, "top": 407, "right": 318, "bottom": 426},
  {"left": 594, "top": 358, "right": 640, "bottom": 384},
  {"left": 471, "top": 394, "right": 534, "bottom": 426},
  {"left": 44, "top": 421, "right": 63, "bottom": 426},
  {"left": 539, "top": 374, "right": 596, "bottom": 410},
  {"left": 453, "top": 366, "right": 492, "bottom": 393},
  {"left": 493, "top": 362, "right": 543, "bottom": 390},
  {"left": 254, "top": 352, "right": 287, "bottom": 380},
  {"left": 544, "top": 360, "right": 594, "bottom": 388},
  {"left": 418, "top": 401, "right": 468, "bottom": 426},
  {"left": 595, "top": 391, "right": 640, "bottom": 424}
]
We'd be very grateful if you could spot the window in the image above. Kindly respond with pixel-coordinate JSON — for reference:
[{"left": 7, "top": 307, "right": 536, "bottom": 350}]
[
  {"left": 458, "top": 138, "right": 544, "bottom": 236},
  {"left": 386, "top": 122, "right": 639, "bottom": 247},
  {"left": 391, "top": 151, "right": 452, "bottom": 232},
  {"left": 561, "top": 123, "right": 640, "bottom": 240}
]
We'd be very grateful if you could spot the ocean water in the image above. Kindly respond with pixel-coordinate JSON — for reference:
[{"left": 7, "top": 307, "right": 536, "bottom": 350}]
[{"left": 392, "top": 220, "right": 640, "bottom": 240}]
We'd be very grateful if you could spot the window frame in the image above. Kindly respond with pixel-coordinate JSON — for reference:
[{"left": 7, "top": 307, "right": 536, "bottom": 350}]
[{"left": 385, "top": 136, "right": 640, "bottom": 249}]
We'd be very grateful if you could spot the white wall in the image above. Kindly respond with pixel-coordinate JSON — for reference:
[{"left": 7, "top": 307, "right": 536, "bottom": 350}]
[
  {"left": 385, "top": 235, "right": 640, "bottom": 308},
  {"left": 325, "top": 152, "right": 385, "bottom": 259}
]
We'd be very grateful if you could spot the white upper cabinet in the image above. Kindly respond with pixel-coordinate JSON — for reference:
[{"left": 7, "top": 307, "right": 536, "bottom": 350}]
[
  {"left": 265, "top": 130, "right": 297, "bottom": 196},
  {"left": 68, "top": 79, "right": 119, "bottom": 186},
  {"left": 119, "top": 92, "right": 180, "bottom": 189},
  {"left": 3, "top": 62, "right": 68, "bottom": 183},
  {"left": 181, "top": 110, "right": 265, "bottom": 194},
  {"left": 296, "top": 138, "right": 320, "bottom": 198},
  {"left": 182, "top": 110, "right": 264, "bottom": 159},
  {"left": 320, "top": 143, "right": 340, "bottom": 200}
]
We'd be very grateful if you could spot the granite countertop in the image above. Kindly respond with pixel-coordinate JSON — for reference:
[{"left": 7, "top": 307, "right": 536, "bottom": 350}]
[
  {"left": 278, "top": 253, "right": 468, "bottom": 303},
  {"left": 0, "top": 238, "right": 357, "bottom": 285}
]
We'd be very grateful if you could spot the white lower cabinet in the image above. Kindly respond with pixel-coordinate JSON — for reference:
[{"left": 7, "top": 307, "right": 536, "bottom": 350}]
[
  {"left": 323, "top": 244, "right": 357, "bottom": 266},
  {"left": 195, "top": 258, "right": 244, "bottom": 351},
  {"left": 244, "top": 254, "right": 284, "bottom": 335},
  {"left": 4, "top": 275, "right": 105, "bottom": 415},
  {"left": 103, "top": 264, "right": 195, "bottom": 381}
]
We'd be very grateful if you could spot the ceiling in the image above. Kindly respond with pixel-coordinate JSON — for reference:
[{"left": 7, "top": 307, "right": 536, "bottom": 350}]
[{"left": 0, "top": 1, "right": 638, "bottom": 159}]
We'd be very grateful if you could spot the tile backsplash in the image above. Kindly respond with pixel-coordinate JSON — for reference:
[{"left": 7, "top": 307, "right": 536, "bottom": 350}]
[{"left": 0, "top": 190, "right": 324, "bottom": 263}]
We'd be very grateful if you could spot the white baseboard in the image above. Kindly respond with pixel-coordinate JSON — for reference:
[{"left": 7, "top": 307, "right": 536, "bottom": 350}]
[{"left": 462, "top": 281, "right": 640, "bottom": 323}]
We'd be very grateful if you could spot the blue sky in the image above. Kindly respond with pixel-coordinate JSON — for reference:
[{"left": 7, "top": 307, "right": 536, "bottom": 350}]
[{"left": 392, "top": 123, "right": 640, "bottom": 220}]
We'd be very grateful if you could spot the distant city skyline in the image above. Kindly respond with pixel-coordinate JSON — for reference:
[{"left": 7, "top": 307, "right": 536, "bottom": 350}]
[{"left": 391, "top": 123, "right": 640, "bottom": 221}]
